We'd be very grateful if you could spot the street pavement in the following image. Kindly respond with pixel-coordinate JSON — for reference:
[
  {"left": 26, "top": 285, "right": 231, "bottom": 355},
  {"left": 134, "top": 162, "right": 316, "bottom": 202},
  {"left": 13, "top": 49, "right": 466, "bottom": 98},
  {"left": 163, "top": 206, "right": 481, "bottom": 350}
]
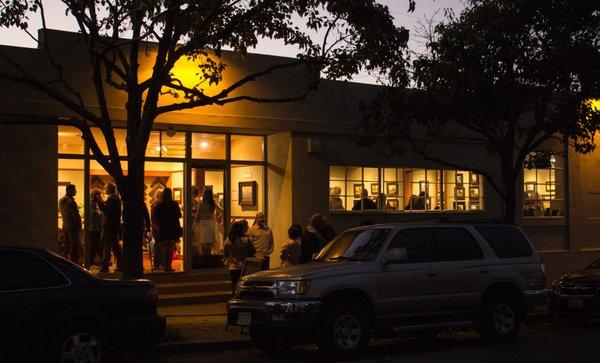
[{"left": 118, "top": 318, "right": 600, "bottom": 362}]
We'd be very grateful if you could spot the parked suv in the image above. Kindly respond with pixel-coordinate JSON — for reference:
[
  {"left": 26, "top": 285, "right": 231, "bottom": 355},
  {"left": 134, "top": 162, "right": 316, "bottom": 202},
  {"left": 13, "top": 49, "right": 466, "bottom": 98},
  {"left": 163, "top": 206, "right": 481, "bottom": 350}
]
[{"left": 227, "top": 223, "right": 548, "bottom": 355}]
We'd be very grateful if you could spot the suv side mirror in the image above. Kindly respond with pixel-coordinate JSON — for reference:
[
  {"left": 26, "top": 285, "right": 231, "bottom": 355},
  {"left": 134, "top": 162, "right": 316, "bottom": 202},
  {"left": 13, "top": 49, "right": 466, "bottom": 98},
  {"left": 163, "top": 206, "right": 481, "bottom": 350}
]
[{"left": 383, "top": 247, "right": 407, "bottom": 264}]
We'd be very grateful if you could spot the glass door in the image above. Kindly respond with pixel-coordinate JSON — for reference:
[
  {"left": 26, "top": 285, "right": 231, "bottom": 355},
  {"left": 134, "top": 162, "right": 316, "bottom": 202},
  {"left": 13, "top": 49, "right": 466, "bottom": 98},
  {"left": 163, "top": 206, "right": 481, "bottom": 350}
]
[{"left": 189, "top": 167, "right": 227, "bottom": 269}]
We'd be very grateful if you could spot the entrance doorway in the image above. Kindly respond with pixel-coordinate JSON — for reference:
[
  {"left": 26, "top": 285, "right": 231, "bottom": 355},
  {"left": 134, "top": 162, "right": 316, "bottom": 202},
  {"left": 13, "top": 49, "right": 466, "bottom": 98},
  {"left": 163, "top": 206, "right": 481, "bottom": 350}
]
[{"left": 190, "top": 167, "right": 227, "bottom": 268}]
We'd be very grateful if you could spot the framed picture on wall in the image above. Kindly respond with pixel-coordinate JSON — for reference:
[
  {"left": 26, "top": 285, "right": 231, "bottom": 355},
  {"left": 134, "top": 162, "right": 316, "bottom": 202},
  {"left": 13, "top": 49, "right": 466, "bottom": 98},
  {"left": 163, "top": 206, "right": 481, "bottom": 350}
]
[
  {"left": 454, "top": 201, "right": 466, "bottom": 210},
  {"left": 469, "top": 186, "right": 480, "bottom": 198},
  {"left": 469, "top": 172, "right": 479, "bottom": 184},
  {"left": 386, "top": 182, "right": 398, "bottom": 196},
  {"left": 456, "top": 173, "right": 464, "bottom": 185},
  {"left": 354, "top": 184, "right": 363, "bottom": 198},
  {"left": 469, "top": 202, "right": 480, "bottom": 210},
  {"left": 173, "top": 188, "right": 182, "bottom": 203},
  {"left": 545, "top": 181, "right": 555, "bottom": 192},
  {"left": 454, "top": 186, "right": 465, "bottom": 200},
  {"left": 239, "top": 181, "right": 257, "bottom": 206},
  {"left": 370, "top": 183, "right": 379, "bottom": 195},
  {"left": 525, "top": 182, "right": 536, "bottom": 192}
]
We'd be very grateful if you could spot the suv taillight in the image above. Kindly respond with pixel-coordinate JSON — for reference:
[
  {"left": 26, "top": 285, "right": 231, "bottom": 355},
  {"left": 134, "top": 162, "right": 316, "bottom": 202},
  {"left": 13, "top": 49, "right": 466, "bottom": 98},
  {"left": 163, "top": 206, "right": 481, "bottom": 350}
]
[
  {"left": 141, "top": 287, "right": 158, "bottom": 308},
  {"left": 541, "top": 264, "right": 547, "bottom": 287}
]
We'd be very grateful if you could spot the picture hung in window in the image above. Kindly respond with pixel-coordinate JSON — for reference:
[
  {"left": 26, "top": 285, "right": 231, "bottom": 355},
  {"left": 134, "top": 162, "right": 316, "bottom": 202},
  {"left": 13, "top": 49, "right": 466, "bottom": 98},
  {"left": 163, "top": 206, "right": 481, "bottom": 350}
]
[
  {"left": 442, "top": 170, "right": 485, "bottom": 211},
  {"left": 523, "top": 151, "right": 564, "bottom": 218},
  {"left": 403, "top": 169, "right": 440, "bottom": 211}
]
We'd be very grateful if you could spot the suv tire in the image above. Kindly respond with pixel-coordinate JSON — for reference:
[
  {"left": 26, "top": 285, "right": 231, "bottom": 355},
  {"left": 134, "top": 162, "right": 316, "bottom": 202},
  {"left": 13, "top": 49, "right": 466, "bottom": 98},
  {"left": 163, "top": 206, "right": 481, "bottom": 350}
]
[
  {"left": 478, "top": 292, "right": 521, "bottom": 344},
  {"left": 318, "top": 302, "right": 370, "bottom": 357},
  {"left": 250, "top": 326, "right": 294, "bottom": 354}
]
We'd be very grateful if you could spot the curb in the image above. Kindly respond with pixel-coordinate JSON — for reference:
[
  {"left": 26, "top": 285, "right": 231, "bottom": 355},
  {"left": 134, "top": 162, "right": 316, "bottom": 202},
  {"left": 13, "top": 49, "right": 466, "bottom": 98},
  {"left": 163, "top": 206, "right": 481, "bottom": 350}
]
[{"left": 157, "top": 339, "right": 254, "bottom": 355}]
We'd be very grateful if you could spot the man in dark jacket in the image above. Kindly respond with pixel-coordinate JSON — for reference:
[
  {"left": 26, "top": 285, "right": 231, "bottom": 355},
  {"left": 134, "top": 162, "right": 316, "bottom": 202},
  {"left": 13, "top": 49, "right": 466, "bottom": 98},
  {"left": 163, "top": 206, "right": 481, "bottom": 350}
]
[
  {"left": 59, "top": 184, "right": 82, "bottom": 264},
  {"left": 100, "top": 182, "right": 122, "bottom": 273},
  {"left": 154, "top": 188, "right": 182, "bottom": 272},
  {"left": 300, "top": 213, "right": 334, "bottom": 263}
]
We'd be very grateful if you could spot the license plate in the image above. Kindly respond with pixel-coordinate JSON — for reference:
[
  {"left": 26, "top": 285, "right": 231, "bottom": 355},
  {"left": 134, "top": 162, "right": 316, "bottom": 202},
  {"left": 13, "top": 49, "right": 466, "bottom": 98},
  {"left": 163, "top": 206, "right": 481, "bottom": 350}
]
[
  {"left": 568, "top": 298, "right": 583, "bottom": 309},
  {"left": 236, "top": 312, "right": 252, "bottom": 326}
]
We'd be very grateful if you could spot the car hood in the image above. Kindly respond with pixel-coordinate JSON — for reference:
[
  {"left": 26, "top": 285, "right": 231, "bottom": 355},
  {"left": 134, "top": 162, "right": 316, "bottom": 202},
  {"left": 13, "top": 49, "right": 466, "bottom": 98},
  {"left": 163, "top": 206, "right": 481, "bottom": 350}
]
[
  {"left": 245, "top": 261, "right": 374, "bottom": 281},
  {"left": 560, "top": 268, "right": 600, "bottom": 285}
]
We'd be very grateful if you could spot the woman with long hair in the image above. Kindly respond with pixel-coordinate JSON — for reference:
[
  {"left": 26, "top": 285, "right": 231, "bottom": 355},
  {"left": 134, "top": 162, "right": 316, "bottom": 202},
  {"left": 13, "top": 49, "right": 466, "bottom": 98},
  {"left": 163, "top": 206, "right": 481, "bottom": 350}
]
[
  {"left": 223, "top": 221, "right": 256, "bottom": 294},
  {"left": 192, "top": 186, "right": 223, "bottom": 256},
  {"left": 153, "top": 187, "right": 182, "bottom": 272}
]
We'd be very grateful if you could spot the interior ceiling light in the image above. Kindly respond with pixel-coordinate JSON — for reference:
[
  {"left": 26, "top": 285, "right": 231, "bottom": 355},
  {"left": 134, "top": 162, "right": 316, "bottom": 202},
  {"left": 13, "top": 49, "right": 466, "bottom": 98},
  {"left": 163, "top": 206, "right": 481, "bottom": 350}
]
[
  {"left": 165, "top": 128, "right": 177, "bottom": 137},
  {"left": 200, "top": 141, "right": 209, "bottom": 149}
]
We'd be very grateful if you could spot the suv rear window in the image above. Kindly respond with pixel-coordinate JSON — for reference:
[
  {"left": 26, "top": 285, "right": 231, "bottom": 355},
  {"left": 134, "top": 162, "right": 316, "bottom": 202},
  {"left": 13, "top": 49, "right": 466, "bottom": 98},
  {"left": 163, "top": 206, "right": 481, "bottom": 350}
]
[{"left": 473, "top": 226, "right": 532, "bottom": 258}]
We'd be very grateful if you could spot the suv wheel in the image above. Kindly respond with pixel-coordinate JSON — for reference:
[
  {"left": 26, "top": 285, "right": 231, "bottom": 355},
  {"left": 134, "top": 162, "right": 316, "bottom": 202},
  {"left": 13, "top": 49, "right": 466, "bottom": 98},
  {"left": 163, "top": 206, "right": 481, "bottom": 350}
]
[
  {"left": 478, "top": 293, "right": 521, "bottom": 344},
  {"left": 250, "top": 326, "right": 294, "bottom": 354},
  {"left": 318, "top": 302, "right": 370, "bottom": 356}
]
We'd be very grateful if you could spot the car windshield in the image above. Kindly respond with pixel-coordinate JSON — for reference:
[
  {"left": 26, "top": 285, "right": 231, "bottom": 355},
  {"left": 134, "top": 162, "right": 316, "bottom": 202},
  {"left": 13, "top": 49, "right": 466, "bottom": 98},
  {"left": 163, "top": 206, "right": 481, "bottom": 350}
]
[{"left": 315, "top": 228, "right": 391, "bottom": 262}]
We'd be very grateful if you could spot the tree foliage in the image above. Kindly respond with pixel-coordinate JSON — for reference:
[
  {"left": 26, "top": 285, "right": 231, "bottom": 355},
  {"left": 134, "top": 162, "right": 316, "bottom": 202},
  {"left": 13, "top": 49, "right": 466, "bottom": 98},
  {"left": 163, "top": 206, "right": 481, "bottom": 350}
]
[
  {"left": 360, "top": 0, "right": 600, "bottom": 223},
  {"left": 0, "top": 0, "right": 412, "bottom": 277}
]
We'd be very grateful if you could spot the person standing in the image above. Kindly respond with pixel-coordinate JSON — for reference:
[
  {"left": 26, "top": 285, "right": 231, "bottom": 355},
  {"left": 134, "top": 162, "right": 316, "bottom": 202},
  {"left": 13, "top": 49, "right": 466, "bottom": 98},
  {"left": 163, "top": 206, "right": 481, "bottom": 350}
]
[
  {"left": 223, "top": 221, "right": 256, "bottom": 294},
  {"left": 100, "top": 182, "right": 122, "bottom": 273},
  {"left": 280, "top": 224, "right": 302, "bottom": 267},
  {"left": 154, "top": 187, "right": 182, "bottom": 272},
  {"left": 300, "top": 214, "right": 329, "bottom": 264},
  {"left": 248, "top": 212, "right": 274, "bottom": 270},
  {"left": 59, "top": 184, "right": 82, "bottom": 264},
  {"left": 192, "top": 187, "right": 223, "bottom": 256},
  {"left": 85, "top": 189, "right": 103, "bottom": 269},
  {"left": 150, "top": 190, "right": 164, "bottom": 270}
]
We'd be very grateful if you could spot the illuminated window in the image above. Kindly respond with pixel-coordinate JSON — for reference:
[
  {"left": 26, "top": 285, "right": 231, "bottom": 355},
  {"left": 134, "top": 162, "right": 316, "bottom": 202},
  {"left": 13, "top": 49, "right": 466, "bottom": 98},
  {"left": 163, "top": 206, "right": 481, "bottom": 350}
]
[
  {"left": 91, "top": 128, "right": 127, "bottom": 156},
  {"left": 330, "top": 166, "right": 485, "bottom": 213},
  {"left": 145, "top": 130, "right": 186, "bottom": 158},
  {"left": 58, "top": 126, "right": 84, "bottom": 154},
  {"left": 523, "top": 152, "right": 564, "bottom": 218},
  {"left": 191, "top": 133, "right": 226, "bottom": 159}
]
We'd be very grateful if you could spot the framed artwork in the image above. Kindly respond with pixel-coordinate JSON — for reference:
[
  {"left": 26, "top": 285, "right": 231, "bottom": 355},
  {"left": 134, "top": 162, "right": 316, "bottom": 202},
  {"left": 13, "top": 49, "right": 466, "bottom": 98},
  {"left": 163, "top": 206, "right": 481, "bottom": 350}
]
[
  {"left": 455, "top": 173, "right": 464, "bottom": 185},
  {"left": 470, "top": 202, "right": 480, "bottom": 210},
  {"left": 238, "top": 181, "right": 257, "bottom": 206},
  {"left": 454, "top": 201, "right": 466, "bottom": 210},
  {"left": 387, "top": 199, "right": 398, "bottom": 210},
  {"left": 172, "top": 188, "right": 182, "bottom": 203},
  {"left": 418, "top": 180, "right": 428, "bottom": 194},
  {"left": 454, "top": 186, "right": 465, "bottom": 200},
  {"left": 545, "top": 181, "right": 555, "bottom": 192},
  {"left": 525, "top": 182, "right": 536, "bottom": 192},
  {"left": 353, "top": 184, "right": 363, "bottom": 198},
  {"left": 469, "top": 186, "right": 480, "bottom": 199},
  {"left": 386, "top": 182, "right": 398, "bottom": 197},
  {"left": 469, "top": 172, "right": 479, "bottom": 184},
  {"left": 370, "top": 183, "right": 379, "bottom": 195}
]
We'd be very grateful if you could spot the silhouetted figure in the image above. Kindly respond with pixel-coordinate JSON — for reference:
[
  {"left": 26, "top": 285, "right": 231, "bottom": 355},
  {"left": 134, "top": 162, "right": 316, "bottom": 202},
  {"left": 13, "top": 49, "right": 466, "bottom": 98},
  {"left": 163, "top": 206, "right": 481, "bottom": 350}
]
[
  {"left": 224, "top": 221, "right": 256, "bottom": 294},
  {"left": 59, "top": 184, "right": 82, "bottom": 264},
  {"left": 352, "top": 189, "right": 377, "bottom": 210},
  {"left": 154, "top": 187, "right": 182, "bottom": 272},
  {"left": 85, "top": 189, "right": 103, "bottom": 269},
  {"left": 100, "top": 182, "right": 122, "bottom": 273}
]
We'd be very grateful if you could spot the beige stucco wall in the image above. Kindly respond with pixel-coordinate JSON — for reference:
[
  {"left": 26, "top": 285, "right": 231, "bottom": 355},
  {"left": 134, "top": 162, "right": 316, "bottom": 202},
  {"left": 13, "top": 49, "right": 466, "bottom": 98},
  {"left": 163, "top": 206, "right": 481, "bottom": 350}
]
[{"left": 0, "top": 125, "right": 57, "bottom": 250}]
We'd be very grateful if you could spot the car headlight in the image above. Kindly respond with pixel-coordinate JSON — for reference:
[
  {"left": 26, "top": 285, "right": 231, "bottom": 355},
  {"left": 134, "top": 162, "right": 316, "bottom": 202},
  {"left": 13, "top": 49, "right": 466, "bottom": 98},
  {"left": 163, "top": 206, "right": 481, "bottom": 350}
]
[{"left": 275, "top": 280, "right": 311, "bottom": 296}]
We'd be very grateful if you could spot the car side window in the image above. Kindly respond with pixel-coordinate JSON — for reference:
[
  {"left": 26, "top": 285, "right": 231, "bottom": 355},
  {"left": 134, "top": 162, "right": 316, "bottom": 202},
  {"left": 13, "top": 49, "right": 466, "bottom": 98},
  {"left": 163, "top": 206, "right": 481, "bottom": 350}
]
[
  {"left": 434, "top": 228, "right": 484, "bottom": 261},
  {"left": 387, "top": 228, "right": 439, "bottom": 263},
  {"left": 0, "top": 250, "right": 69, "bottom": 292},
  {"left": 473, "top": 226, "right": 533, "bottom": 258}
]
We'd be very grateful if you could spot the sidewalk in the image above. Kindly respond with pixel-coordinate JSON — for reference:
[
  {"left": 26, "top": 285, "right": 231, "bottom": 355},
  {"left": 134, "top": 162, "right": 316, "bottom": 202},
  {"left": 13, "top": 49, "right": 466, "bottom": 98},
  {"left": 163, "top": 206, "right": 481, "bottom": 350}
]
[{"left": 157, "top": 303, "right": 253, "bottom": 354}]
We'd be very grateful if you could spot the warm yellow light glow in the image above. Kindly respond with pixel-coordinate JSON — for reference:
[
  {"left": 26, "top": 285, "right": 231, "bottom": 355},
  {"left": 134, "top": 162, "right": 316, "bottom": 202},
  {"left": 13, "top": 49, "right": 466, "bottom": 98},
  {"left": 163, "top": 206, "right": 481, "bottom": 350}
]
[
  {"left": 590, "top": 99, "right": 600, "bottom": 112},
  {"left": 200, "top": 141, "right": 209, "bottom": 149}
]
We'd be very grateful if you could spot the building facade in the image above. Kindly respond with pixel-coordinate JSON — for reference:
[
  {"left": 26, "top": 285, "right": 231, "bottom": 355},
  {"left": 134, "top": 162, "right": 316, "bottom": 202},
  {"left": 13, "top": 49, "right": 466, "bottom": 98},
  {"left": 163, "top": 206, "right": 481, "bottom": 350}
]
[{"left": 1, "top": 31, "right": 599, "bottom": 281}]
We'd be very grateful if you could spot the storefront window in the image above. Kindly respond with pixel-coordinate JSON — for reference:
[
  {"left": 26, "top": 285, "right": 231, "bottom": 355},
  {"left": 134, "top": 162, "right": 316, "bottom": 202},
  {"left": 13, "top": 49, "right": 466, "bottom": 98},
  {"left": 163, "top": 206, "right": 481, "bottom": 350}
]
[
  {"left": 192, "top": 133, "right": 226, "bottom": 159},
  {"left": 58, "top": 126, "right": 84, "bottom": 154},
  {"left": 523, "top": 152, "right": 564, "bottom": 218},
  {"left": 330, "top": 166, "right": 485, "bottom": 213},
  {"left": 146, "top": 130, "right": 186, "bottom": 158},
  {"left": 91, "top": 128, "right": 128, "bottom": 156},
  {"left": 443, "top": 170, "right": 485, "bottom": 211},
  {"left": 230, "top": 164, "right": 264, "bottom": 225},
  {"left": 231, "top": 135, "right": 264, "bottom": 161}
]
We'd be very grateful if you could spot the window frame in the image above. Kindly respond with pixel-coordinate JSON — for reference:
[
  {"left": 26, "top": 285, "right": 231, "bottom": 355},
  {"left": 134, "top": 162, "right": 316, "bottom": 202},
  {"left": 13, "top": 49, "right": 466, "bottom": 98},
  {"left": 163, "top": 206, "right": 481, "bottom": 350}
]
[
  {"left": 523, "top": 152, "right": 565, "bottom": 219},
  {"left": 0, "top": 249, "right": 72, "bottom": 293}
]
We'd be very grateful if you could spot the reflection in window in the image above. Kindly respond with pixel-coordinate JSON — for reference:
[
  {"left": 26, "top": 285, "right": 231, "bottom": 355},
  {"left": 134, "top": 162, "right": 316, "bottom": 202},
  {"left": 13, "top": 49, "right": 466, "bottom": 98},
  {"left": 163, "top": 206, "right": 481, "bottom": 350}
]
[
  {"left": 192, "top": 133, "right": 226, "bottom": 159},
  {"left": 231, "top": 135, "right": 264, "bottom": 161},
  {"left": 58, "top": 126, "right": 84, "bottom": 154},
  {"left": 523, "top": 152, "right": 564, "bottom": 218},
  {"left": 146, "top": 130, "right": 186, "bottom": 158},
  {"left": 329, "top": 166, "right": 485, "bottom": 213}
]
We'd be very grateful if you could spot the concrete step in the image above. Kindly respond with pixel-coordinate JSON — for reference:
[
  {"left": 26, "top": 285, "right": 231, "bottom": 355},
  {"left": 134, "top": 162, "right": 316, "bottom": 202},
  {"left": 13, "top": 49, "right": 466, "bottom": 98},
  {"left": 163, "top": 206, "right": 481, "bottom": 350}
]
[
  {"left": 158, "top": 290, "right": 232, "bottom": 307},
  {"left": 156, "top": 280, "right": 231, "bottom": 295}
]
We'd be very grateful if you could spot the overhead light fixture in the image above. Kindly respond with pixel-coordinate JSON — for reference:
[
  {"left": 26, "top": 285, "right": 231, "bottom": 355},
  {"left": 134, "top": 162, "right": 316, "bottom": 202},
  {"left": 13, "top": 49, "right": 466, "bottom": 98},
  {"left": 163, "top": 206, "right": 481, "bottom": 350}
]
[
  {"left": 165, "top": 127, "right": 177, "bottom": 137},
  {"left": 200, "top": 141, "right": 209, "bottom": 149}
]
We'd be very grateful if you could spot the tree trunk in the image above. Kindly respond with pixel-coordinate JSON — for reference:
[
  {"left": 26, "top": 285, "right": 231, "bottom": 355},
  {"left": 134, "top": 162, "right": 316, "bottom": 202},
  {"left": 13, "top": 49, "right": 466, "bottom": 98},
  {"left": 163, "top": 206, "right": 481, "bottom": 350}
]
[
  {"left": 120, "top": 156, "right": 145, "bottom": 279},
  {"left": 503, "top": 189, "right": 517, "bottom": 224}
]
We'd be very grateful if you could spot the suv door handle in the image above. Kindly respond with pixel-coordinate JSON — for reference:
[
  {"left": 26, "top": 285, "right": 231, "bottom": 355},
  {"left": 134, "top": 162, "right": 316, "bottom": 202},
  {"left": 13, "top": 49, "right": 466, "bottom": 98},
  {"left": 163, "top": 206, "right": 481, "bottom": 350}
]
[{"left": 480, "top": 269, "right": 490, "bottom": 274}]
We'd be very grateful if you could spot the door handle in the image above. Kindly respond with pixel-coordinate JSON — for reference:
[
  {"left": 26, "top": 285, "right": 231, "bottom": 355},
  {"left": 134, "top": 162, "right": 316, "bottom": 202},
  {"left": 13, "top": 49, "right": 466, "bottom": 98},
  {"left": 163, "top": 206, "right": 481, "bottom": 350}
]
[{"left": 426, "top": 272, "right": 436, "bottom": 277}]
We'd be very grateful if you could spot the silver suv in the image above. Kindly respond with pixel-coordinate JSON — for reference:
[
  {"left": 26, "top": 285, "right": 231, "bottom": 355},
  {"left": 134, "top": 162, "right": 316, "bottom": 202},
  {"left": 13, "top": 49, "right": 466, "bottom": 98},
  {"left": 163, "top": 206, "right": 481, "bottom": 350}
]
[{"left": 227, "top": 223, "right": 548, "bottom": 355}]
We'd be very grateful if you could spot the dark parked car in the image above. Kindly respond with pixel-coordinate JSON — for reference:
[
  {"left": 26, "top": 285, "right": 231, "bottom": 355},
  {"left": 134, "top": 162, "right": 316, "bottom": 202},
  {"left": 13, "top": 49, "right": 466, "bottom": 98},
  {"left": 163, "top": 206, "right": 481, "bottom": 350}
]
[
  {"left": 550, "top": 257, "right": 600, "bottom": 323},
  {"left": 0, "top": 246, "right": 165, "bottom": 362}
]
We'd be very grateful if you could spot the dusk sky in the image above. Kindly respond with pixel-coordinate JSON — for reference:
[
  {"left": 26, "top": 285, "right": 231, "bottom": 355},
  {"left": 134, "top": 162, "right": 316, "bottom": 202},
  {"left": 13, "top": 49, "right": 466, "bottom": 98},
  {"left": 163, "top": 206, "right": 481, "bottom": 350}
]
[{"left": 0, "top": 1, "right": 465, "bottom": 83}]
